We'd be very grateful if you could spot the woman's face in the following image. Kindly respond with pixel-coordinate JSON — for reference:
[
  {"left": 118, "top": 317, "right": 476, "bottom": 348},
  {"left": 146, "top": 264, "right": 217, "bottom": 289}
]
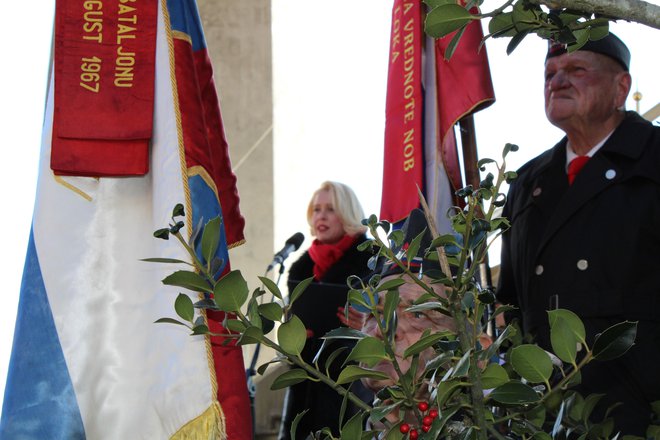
[{"left": 311, "top": 189, "right": 345, "bottom": 244}]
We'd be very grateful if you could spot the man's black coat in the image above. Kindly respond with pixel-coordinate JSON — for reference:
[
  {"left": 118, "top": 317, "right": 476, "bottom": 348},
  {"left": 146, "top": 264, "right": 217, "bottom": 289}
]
[{"left": 497, "top": 112, "right": 660, "bottom": 434}]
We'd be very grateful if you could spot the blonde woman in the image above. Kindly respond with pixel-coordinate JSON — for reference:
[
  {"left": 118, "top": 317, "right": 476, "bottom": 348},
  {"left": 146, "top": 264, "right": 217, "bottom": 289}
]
[{"left": 279, "top": 181, "right": 373, "bottom": 440}]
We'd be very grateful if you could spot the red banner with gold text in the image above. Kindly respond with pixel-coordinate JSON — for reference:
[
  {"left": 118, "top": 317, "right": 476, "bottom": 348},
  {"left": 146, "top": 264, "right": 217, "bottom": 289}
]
[
  {"left": 380, "top": 0, "right": 424, "bottom": 224},
  {"left": 51, "top": 0, "right": 157, "bottom": 176},
  {"left": 380, "top": 1, "right": 494, "bottom": 226}
]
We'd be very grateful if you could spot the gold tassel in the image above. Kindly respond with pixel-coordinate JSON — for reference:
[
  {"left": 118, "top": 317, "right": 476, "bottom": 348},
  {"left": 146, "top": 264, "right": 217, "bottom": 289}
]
[{"left": 170, "top": 401, "right": 226, "bottom": 440}]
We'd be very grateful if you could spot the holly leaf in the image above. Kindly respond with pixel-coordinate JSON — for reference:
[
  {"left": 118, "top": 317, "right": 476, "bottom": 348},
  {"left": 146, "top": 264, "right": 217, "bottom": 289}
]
[
  {"left": 174, "top": 293, "right": 195, "bottom": 322},
  {"left": 426, "top": 4, "right": 474, "bottom": 38},
  {"left": 290, "top": 276, "right": 314, "bottom": 304},
  {"left": 225, "top": 319, "right": 247, "bottom": 333},
  {"left": 592, "top": 321, "right": 637, "bottom": 361},
  {"left": 345, "top": 336, "right": 390, "bottom": 368},
  {"left": 489, "top": 380, "right": 540, "bottom": 405},
  {"left": 488, "top": 12, "right": 516, "bottom": 38},
  {"left": 481, "top": 363, "right": 509, "bottom": 389},
  {"left": 340, "top": 411, "right": 364, "bottom": 438},
  {"left": 271, "top": 369, "right": 312, "bottom": 390},
  {"left": 200, "top": 216, "right": 221, "bottom": 266},
  {"left": 278, "top": 315, "right": 307, "bottom": 356},
  {"left": 290, "top": 409, "right": 309, "bottom": 440},
  {"left": 172, "top": 203, "right": 185, "bottom": 217},
  {"left": 369, "top": 401, "right": 402, "bottom": 425},
  {"left": 510, "top": 344, "right": 553, "bottom": 384},
  {"left": 258, "top": 302, "right": 283, "bottom": 322},
  {"left": 550, "top": 316, "right": 579, "bottom": 364},
  {"left": 141, "top": 257, "right": 190, "bottom": 265},
  {"left": 213, "top": 270, "right": 249, "bottom": 313},
  {"left": 237, "top": 326, "right": 264, "bottom": 345},
  {"left": 404, "top": 331, "right": 454, "bottom": 358},
  {"left": 153, "top": 228, "right": 170, "bottom": 240},
  {"left": 437, "top": 378, "right": 465, "bottom": 407},
  {"left": 336, "top": 365, "right": 391, "bottom": 385},
  {"left": 154, "top": 317, "right": 189, "bottom": 327},
  {"left": 258, "top": 276, "right": 283, "bottom": 300},
  {"left": 162, "top": 270, "right": 212, "bottom": 294}
]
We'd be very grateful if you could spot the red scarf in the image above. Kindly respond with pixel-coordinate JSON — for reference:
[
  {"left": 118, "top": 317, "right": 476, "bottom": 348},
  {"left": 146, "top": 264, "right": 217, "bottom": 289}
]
[{"left": 308, "top": 234, "right": 357, "bottom": 280}]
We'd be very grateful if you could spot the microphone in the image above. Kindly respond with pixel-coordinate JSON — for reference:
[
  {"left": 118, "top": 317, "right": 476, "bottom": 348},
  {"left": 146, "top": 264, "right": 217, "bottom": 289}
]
[{"left": 267, "top": 232, "right": 305, "bottom": 271}]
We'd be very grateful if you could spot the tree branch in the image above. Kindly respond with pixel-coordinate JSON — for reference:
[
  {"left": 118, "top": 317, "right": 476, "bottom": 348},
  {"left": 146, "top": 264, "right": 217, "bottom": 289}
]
[{"left": 528, "top": 0, "right": 660, "bottom": 30}]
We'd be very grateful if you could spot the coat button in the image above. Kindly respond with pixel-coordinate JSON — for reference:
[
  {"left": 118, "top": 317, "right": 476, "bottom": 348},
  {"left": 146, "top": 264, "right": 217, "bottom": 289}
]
[
  {"left": 577, "top": 259, "right": 589, "bottom": 271},
  {"left": 535, "top": 265, "right": 544, "bottom": 275},
  {"left": 533, "top": 187, "right": 542, "bottom": 197},
  {"left": 605, "top": 169, "right": 616, "bottom": 180}
]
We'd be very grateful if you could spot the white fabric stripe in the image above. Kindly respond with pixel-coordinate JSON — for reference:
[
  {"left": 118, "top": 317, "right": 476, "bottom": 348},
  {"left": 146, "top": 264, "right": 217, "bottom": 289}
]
[
  {"left": 32, "top": 2, "right": 215, "bottom": 438},
  {"left": 423, "top": 35, "right": 454, "bottom": 235}
]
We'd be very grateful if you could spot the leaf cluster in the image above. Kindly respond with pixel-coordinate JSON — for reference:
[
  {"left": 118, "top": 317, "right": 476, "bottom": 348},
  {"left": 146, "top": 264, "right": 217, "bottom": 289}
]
[
  {"left": 423, "top": 0, "right": 613, "bottom": 59},
  {"left": 148, "top": 144, "right": 653, "bottom": 439}
]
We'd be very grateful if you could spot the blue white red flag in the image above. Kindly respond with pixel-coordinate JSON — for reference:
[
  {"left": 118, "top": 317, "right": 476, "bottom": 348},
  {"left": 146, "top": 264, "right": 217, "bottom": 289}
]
[{"left": 0, "top": 0, "right": 250, "bottom": 438}]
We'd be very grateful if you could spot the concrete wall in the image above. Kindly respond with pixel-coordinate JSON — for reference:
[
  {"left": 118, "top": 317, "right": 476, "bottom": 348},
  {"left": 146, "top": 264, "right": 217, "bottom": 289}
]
[
  {"left": 196, "top": 1, "right": 273, "bottom": 285},
  {"left": 196, "top": 1, "right": 282, "bottom": 438}
]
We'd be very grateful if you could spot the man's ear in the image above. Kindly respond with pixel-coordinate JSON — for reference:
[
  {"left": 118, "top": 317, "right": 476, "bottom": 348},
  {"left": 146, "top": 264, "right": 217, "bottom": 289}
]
[{"left": 615, "top": 71, "right": 632, "bottom": 109}]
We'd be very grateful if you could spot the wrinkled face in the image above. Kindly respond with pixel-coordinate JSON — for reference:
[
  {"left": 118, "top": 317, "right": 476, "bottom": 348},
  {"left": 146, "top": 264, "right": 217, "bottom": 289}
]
[
  {"left": 544, "top": 51, "right": 629, "bottom": 130},
  {"left": 311, "top": 189, "right": 345, "bottom": 245},
  {"left": 361, "top": 275, "right": 456, "bottom": 392}
]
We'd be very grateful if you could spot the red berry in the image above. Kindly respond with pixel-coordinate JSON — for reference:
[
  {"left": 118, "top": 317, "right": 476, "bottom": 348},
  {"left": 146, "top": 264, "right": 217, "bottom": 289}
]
[
  {"left": 417, "top": 401, "right": 429, "bottom": 412},
  {"left": 410, "top": 429, "right": 419, "bottom": 440},
  {"left": 399, "top": 423, "right": 410, "bottom": 434},
  {"left": 422, "top": 425, "right": 431, "bottom": 433},
  {"left": 429, "top": 408, "right": 439, "bottom": 419},
  {"left": 422, "top": 416, "right": 433, "bottom": 426}
]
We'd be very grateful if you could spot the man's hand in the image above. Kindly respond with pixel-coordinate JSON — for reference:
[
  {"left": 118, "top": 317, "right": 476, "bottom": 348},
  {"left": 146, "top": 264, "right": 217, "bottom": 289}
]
[{"left": 337, "top": 306, "right": 365, "bottom": 330}]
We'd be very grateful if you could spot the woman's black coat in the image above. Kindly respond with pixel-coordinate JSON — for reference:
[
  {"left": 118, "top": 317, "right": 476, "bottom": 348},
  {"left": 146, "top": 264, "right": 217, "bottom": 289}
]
[{"left": 280, "top": 234, "right": 373, "bottom": 439}]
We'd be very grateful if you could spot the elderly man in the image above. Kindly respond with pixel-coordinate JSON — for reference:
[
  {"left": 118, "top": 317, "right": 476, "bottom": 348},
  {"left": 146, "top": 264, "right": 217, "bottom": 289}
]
[
  {"left": 357, "top": 210, "right": 458, "bottom": 396},
  {"left": 497, "top": 33, "right": 660, "bottom": 434},
  {"left": 357, "top": 209, "right": 491, "bottom": 435},
  {"left": 355, "top": 209, "right": 457, "bottom": 436},
  {"left": 360, "top": 273, "right": 457, "bottom": 394}
]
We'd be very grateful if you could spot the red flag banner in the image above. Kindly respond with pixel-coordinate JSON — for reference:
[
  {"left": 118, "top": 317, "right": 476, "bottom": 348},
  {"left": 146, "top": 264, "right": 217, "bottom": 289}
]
[
  {"left": 381, "top": 0, "right": 495, "bottom": 229},
  {"left": 436, "top": 14, "right": 495, "bottom": 193},
  {"left": 166, "top": 3, "right": 249, "bottom": 437},
  {"left": 380, "top": 0, "right": 424, "bottom": 224},
  {"left": 172, "top": 36, "right": 245, "bottom": 247},
  {"left": 51, "top": 0, "right": 158, "bottom": 176}
]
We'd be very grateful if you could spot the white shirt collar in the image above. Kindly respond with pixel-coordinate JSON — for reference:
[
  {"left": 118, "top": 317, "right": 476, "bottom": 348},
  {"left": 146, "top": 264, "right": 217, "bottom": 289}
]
[{"left": 565, "top": 129, "right": 616, "bottom": 170}]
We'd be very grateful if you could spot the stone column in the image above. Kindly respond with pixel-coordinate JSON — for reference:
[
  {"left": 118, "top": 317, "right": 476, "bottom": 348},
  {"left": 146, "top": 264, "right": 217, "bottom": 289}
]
[{"left": 197, "top": 1, "right": 281, "bottom": 439}]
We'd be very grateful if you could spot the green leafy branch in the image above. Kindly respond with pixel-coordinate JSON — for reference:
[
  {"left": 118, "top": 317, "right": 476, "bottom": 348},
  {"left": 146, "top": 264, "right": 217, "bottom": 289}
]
[
  {"left": 147, "top": 143, "right": 655, "bottom": 438},
  {"left": 423, "top": 0, "right": 615, "bottom": 59},
  {"left": 147, "top": 204, "right": 379, "bottom": 438}
]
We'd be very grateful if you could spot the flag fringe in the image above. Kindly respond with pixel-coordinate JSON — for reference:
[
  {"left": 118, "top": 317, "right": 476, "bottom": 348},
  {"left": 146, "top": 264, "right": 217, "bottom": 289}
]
[{"left": 170, "top": 401, "right": 226, "bottom": 440}]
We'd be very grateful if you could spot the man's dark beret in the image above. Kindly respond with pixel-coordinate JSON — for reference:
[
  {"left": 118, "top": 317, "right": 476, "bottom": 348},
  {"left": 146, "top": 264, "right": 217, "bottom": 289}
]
[
  {"left": 546, "top": 32, "right": 630, "bottom": 71},
  {"left": 377, "top": 209, "right": 461, "bottom": 280}
]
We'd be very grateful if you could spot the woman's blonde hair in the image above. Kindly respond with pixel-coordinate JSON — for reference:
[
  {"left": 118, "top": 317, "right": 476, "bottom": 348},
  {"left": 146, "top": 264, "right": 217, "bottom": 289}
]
[{"left": 306, "top": 181, "right": 367, "bottom": 237}]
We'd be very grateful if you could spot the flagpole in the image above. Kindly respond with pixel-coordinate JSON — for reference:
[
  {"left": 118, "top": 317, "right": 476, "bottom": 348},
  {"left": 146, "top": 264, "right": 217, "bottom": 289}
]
[
  {"left": 459, "top": 115, "right": 495, "bottom": 335},
  {"left": 458, "top": 115, "right": 480, "bottom": 190}
]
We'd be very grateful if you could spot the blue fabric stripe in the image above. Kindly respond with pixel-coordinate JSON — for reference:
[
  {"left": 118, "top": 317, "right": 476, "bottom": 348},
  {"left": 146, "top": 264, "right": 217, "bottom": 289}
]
[
  {"left": 189, "top": 175, "right": 229, "bottom": 276},
  {"left": 167, "top": 0, "right": 207, "bottom": 52},
  {"left": 0, "top": 228, "right": 85, "bottom": 440}
]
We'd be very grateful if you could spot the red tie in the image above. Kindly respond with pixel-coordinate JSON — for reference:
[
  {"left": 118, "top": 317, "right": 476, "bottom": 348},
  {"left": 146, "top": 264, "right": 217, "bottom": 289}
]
[{"left": 568, "top": 156, "right": 589, "bottom": 184}]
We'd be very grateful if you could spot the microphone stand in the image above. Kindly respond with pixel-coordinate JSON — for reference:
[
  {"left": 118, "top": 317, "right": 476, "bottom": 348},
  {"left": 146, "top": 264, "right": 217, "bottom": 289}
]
[{"left": 246, "top": 261, "right": 287, "bottom": 440}]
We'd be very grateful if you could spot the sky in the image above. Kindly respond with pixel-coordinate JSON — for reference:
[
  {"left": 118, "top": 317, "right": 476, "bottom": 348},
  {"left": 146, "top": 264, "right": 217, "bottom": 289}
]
[
  {"left": 0, "top": 0, "right": 658, "bottom": 413},
  {"left": 271, "top": 1, "right": 659, "bottom": 271}
]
